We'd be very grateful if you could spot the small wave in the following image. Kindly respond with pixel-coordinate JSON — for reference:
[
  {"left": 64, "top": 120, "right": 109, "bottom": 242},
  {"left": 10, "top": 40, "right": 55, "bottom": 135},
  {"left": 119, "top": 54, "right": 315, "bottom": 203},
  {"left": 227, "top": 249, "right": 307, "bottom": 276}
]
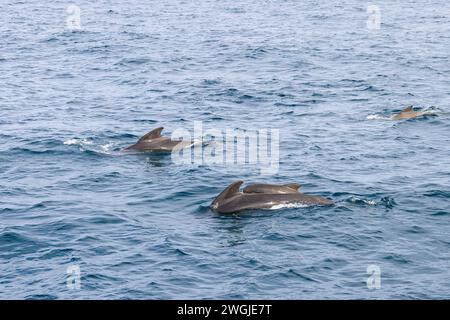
[
  {"left": 347, "top": 196, "right": 377, "bottom": 206},
  {"left": 346, "top": 196, "right": 396, "bottom": 208},
  {"left": 115, "top": 58, "right": 151, "bottom": 66},
  {"left": 421, "top": 107, "right": 442, "bottom": 116},
  {"left": 100, "top": 142, "right": 116, "bottom": 153},
  {"left": 88, "top": 143, "right": 121, "bottom": 156},
  {"left": 431, "top": 211, "right": 450, "bottom": 216},
  {"left": 202, "top": 79, "right": 221, "bottom": 86},
  {"left": 423, "top": 106, "right": 443, "bottom": 113},
  {"left": 379, "top": 197, "right": 396, "bottom": 208},
  {"left": 383, "top": 254, "right": 411, "bottom": 264},
  {"left": 26, "top": 294, "right": 58, "bottom": 300}
]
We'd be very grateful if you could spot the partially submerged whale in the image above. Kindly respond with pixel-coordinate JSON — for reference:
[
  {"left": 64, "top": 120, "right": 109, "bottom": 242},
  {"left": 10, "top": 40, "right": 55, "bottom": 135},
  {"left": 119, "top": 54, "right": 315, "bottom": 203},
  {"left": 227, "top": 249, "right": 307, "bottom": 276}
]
[
  {"left": 124, "top": 127, "right": 193, "bottom": 152},
  {"left": 391, "top": 106, "right": 436, "bottom": 120},
  {"left": 211, "top": 181, "right": 333, "bottom": 214}
]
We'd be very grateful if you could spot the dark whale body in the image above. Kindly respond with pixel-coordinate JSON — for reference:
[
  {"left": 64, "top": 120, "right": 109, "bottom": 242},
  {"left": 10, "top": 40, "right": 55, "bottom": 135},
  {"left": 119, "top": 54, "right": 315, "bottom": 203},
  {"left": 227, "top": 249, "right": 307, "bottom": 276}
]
[
  {"left": 392, "top": 106, "right": 436, "bottom": 120},
  {"left": 124, "top": 127, "right": 193, "bottom": 152},
  {"left": 211, "top": 181, "right": 333, "bottom": 214}
]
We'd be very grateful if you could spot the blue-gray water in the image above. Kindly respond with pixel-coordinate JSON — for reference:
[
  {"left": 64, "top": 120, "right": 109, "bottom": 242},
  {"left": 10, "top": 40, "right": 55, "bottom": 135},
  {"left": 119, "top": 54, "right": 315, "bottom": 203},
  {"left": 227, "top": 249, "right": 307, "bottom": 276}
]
[{"left": 1, "top": 0, "right": 450, "bottom": 299}]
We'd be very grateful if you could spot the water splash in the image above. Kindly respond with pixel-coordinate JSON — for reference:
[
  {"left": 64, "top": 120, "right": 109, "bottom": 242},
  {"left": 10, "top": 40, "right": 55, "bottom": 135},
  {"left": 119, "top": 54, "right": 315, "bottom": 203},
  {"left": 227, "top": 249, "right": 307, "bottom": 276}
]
[
  {"left": 347, "top": 196, "right": 377, "bottom": 206},
  {"left": 64, "top": 138, "right": 120, "bottom": 155},
  {"left": 267, "top": 203, "right": 310, "bottom": 210},
  {"left": 64, "top": 138, "right": 93, "bottom": 146},
  {"left": 366, "top": 114, "right": 391, "bottom": 120}
]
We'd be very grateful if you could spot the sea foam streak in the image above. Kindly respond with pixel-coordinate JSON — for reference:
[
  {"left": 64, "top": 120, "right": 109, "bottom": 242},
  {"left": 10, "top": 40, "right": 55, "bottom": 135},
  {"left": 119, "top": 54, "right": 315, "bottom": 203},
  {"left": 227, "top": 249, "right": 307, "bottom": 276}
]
[
  {"left": 64, "top": 138, "right": 119, "bottom": 155},
  {"left": 267, "top": 203, "right": 310, "bottom": 210},
  {"left": 367, "top": 114, "right": 390, "bottom": 120},
  {"left": 64, "top": 138, "right": 93, "bottom": 146}
]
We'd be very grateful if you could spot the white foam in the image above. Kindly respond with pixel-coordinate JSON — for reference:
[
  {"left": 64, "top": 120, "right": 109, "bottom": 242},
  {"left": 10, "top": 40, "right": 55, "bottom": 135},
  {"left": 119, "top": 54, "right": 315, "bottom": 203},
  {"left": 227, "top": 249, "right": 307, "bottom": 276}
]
[
  {"left": 421, "top": 109, "right": 439, "bottom": 116},
  {"left": 190, "top": 139, "right": 203, "bottom": 147},
  {"left": 63, "top": 138, "right": 93, "bottom": 146},
  {"left": 349, "top": 197, "right": 377, "bottom": 206},
  {"left": 100, "top": 142, "right": 115, "bottom": 152},
  {"left": 367, "top": 114, "right": 389, "bottom": 120},
  {"left": 266, "top": 203, "right": 310, "bottom": 210}
]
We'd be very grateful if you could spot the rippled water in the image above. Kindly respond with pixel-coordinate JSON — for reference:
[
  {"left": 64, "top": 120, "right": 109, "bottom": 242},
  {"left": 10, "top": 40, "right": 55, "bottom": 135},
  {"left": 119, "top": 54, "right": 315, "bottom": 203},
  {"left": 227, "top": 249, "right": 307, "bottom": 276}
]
[{"left": 1, "top": 0, "right": 450, "bottom": 299}]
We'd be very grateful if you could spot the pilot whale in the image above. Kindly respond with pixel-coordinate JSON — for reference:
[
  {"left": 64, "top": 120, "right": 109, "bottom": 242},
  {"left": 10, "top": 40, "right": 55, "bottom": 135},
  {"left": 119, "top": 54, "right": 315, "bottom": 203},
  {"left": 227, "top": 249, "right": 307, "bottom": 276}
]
[
  {"left": 211, "top": 181, "right": 333, "bottom": 214},
  {"left": 124, "top": 127, "right": 194, "bottom": 152},
  {"left": 392, "top": 106, "right": 436, "bottom": 120}
]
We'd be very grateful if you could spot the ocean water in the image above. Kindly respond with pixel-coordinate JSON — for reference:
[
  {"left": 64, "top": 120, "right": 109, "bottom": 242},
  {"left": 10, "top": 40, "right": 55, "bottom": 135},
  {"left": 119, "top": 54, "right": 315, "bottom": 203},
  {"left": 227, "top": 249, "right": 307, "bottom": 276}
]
[{"left": 1, "top": 0, "right": 450, "bottom": 299}]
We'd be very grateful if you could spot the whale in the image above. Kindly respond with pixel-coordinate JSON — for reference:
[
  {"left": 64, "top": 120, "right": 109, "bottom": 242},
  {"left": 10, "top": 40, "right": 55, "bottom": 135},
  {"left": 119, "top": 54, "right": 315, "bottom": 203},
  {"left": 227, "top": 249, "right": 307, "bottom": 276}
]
[
  {"left": 124, "top": 127, "right": 193, "bottom": 152},
  {"left": 392, "top": 106, "right": 436, "bottom": 120},
  {"left": 211, "top": 181, "right": 333, "bottom": 214}
]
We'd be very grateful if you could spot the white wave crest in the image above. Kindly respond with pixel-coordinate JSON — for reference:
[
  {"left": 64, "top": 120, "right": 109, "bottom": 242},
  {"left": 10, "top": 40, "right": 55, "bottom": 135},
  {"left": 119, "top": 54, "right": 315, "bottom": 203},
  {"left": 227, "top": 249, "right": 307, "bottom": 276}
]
[
  {"left": 267, "top": 203, "right": 310, "bottom": 210},
  {"left": 64, "top": 138, "right": 93, "bottom": 146},
  {"left": 366, "top": 114, "right": 390, "bottom": 120},
  {"left": 100, "top": 142, "right": 115, "bottom": 152},
  {"left": 348, "top": 196, "right": 377, "bottom": 206}
]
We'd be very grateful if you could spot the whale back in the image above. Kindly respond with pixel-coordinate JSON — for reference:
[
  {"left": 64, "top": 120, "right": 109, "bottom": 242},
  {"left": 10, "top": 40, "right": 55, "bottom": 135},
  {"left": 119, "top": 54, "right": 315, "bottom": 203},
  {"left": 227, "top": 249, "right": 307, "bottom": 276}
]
[
  {"left": 243, "top": 183, "right": 300, "bottom": 194},
  {"left": 392, "top": 106, "right": 430, "bottom": 120}
]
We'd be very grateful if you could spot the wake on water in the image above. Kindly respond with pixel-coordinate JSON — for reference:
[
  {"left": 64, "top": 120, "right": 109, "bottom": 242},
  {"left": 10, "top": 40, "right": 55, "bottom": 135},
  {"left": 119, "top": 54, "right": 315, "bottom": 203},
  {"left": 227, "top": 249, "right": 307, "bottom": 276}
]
[
  {"left": 63, "top": 138, "right": 120, "bottom": 155},
  {"left": 63, "top": 136, "right": 204, "bottom": 156}
]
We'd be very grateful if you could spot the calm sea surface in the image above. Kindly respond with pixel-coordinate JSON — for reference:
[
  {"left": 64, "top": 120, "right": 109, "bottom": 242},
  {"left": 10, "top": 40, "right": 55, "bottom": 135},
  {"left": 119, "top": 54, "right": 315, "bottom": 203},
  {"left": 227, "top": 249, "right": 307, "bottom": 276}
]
[{"left": 1, "top": 0, "right": 449, "bottom": 299}]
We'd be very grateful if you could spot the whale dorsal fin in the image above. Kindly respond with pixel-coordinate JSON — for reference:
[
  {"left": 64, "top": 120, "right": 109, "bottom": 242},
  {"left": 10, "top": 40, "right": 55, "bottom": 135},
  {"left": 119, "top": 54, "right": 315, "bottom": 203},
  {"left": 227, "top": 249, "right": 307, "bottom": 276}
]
[
  {"left": 284, "top": 183, "right": 301, "bottom": 191},
  {"left": 220, "top": 181, "right": 243, "bottom": 199},
  {"left": 138, "top": 127, "right": 164, "bottom": 142},
  {"left": 403, "top": 106, "right": 413, "bottom": 112},
  {"left": 211, "top": 181, "right": 243, "bottom": 209}
]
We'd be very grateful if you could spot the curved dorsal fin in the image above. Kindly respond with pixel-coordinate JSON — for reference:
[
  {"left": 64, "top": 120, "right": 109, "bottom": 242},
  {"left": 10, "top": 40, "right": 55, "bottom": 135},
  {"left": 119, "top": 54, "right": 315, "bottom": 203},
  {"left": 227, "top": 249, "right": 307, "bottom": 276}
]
[
  {"left": 219, "top": 181, "right": 243, "bottom": 199},
  {"left": 284, "top": 183, "right": 301, "bottom": 191},
  {"left": 403, "top": 106, "right": 413, "bottom": 112},
  {"left": 138, "top": 127, "right": 164, "bottom": 142},
  {"left": 211, "top": 181, "right": 243, "bottom": 208}
]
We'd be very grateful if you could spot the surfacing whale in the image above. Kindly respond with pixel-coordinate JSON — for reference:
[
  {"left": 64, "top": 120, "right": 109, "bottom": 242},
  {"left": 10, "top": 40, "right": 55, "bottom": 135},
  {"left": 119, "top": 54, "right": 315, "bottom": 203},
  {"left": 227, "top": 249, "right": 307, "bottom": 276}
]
[
  {"left": 211, "top": 181, "right": 333, "bottom": 214},
  {"left": 391, "top": 106, "right": 436, "bottom": 120},
  {"left": 124, "top": 127, "right": 193, "bottom": 152}
]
